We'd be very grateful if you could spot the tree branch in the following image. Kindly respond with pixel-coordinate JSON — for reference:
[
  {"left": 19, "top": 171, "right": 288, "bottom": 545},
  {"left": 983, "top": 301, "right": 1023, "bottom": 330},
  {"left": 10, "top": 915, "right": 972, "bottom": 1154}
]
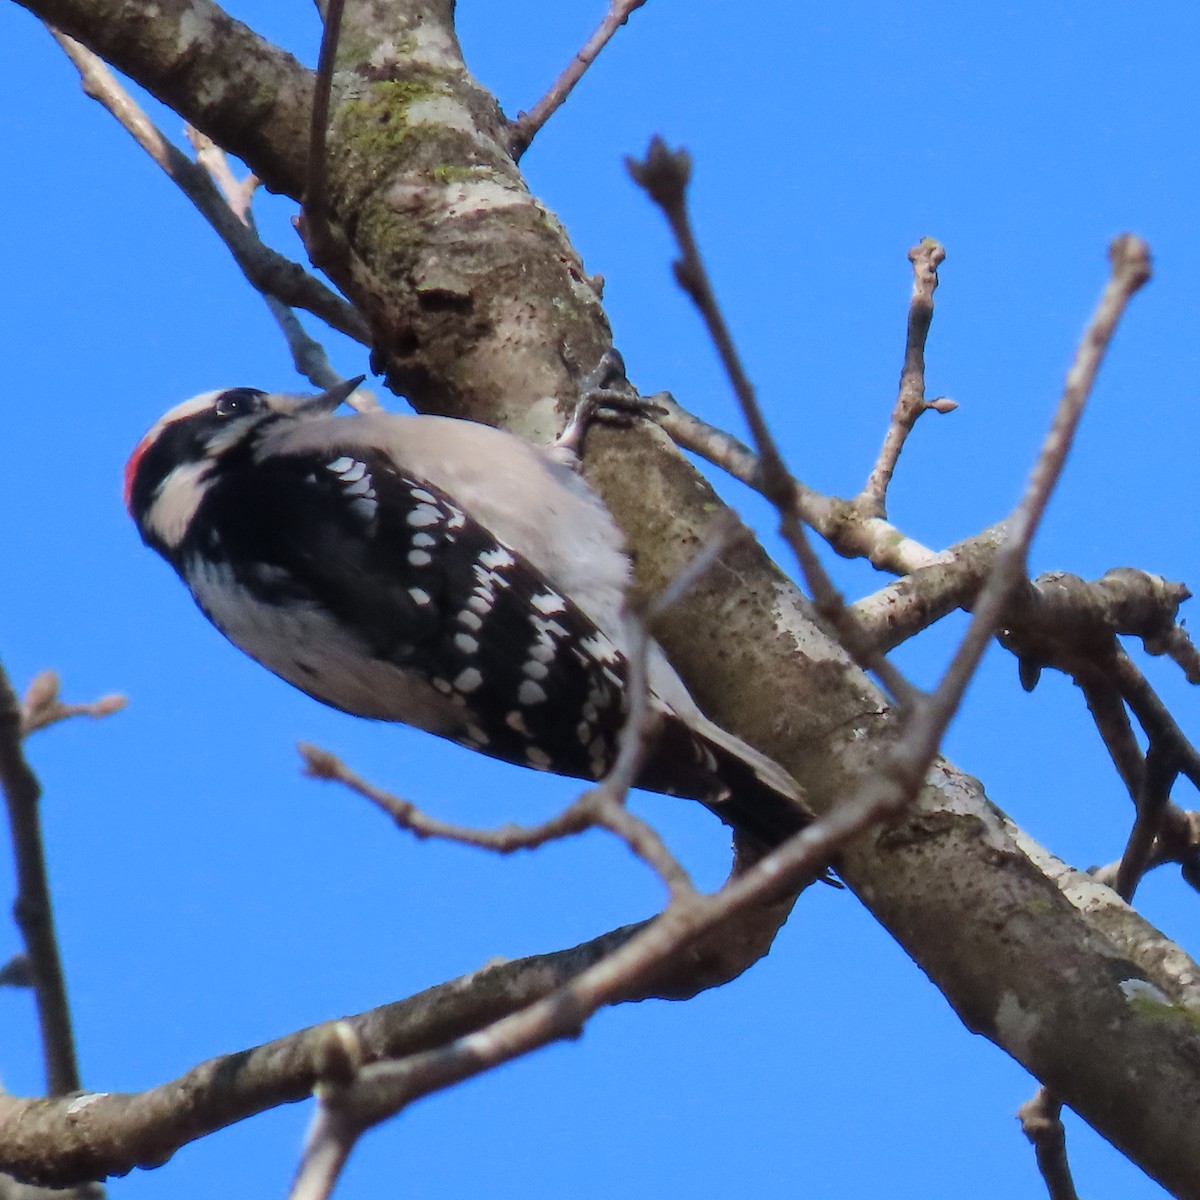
[
  {"left": 507, "top": 0, "right": 649, "bottom": 160},
  {"left": 0, "top": 664, "right": 81, "bottom": 1097},
  {"left": 856, "top": 237, "right": 953, "bottom": 518},
  {"left": 49, "top": 30, "right": 368, "bottom": 346},
  {"left": 14, "top": 0, "right": 313, "bottom": 198}
]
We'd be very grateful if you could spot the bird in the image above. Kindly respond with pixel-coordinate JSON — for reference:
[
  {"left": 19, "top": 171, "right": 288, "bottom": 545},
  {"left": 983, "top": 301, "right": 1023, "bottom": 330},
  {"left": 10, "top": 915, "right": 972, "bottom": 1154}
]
[{"left": 123, "top": 372, "right": 813, "bottom": 847}]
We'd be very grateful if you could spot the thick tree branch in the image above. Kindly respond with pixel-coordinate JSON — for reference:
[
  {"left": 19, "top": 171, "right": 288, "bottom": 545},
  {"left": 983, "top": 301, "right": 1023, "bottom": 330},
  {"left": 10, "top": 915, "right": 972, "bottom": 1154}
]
[
  {"left": 0, "top": 874, "right": 813, "bottom": 1190},
  {"left": 48, "top": 30, "right": 367, "bottom": 346},
  {"left": 14, "top": 0, "right": 313, "bottom": 198}
]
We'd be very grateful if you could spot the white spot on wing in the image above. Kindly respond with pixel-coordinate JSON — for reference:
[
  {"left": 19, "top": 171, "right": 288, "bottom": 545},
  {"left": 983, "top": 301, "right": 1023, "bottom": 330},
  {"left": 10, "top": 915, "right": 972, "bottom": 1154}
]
[
  {"left": 408, "top": 587, "right": 432, "bottom": 606},
  {"left": 518, "top": 680, "right": 547, "bottom": 706},
  {"left": 579, "top": 632, "right": 619, "bottom": 663},
  {"left": 479, "top": 547, "right": 516, "bottom": 570},
  {"left": 531, "top": 617, "right": 568, "bottom": 640},
  {"left": 407, "top": 504, "right": 442, "bottom": 528},
  {"left": 527, "top": 641, "right": 556, "bottom": 664},
  {"left": 454, "top": 667, "right": 483, "bottom": 693}
]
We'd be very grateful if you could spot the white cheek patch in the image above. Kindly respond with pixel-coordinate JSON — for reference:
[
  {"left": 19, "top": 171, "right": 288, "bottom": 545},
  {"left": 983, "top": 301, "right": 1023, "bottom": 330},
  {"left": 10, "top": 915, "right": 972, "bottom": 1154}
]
[{"left": 147, "top": 460, "right": 215, "bottom": 549}]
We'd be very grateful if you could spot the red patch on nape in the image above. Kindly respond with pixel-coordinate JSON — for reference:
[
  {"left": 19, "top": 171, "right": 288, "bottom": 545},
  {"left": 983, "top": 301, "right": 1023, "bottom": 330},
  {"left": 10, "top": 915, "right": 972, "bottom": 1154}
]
[{"left": 123, "top": 436, "right": 151, "bottom": 512}]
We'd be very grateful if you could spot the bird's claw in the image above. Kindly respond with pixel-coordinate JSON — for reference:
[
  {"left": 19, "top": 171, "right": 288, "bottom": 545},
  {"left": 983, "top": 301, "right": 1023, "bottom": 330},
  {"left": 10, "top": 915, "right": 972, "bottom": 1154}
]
[{"left": 554, "top": 350, "right": 666, "bottom": 460}]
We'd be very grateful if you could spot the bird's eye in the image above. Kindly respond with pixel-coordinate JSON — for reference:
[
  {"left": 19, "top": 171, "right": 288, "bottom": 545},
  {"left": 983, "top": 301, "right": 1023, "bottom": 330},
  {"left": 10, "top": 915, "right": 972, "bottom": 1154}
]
[{"left": 214, "top": 389, "right": 266, "bottom": 419}]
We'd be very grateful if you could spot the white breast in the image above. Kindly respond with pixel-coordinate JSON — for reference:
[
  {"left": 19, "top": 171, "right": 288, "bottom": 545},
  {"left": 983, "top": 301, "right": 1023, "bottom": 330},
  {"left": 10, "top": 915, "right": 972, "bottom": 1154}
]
[{"left": 185, "top": 558, "right": 466, "bottom": 732}]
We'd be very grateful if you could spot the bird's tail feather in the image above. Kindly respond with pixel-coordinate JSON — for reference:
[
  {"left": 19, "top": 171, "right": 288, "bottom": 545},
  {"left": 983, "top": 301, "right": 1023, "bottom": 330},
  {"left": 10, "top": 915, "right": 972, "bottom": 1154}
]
[{"left": 637, "top": 712, "right": 816, "bottom": 849}]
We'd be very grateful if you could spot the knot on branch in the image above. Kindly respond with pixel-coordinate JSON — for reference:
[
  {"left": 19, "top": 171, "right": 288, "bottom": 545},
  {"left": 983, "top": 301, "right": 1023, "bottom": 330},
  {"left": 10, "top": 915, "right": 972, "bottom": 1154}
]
[{"left": 1000, "top": 569, "right": 1193, "bottom": 686}]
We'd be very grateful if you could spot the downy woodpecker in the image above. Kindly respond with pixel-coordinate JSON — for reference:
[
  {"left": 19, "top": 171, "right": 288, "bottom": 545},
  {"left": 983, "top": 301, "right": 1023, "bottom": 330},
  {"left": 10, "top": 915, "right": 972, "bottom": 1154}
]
[{"left": 124, "top": 376, "right": 811, "bottom": 845}]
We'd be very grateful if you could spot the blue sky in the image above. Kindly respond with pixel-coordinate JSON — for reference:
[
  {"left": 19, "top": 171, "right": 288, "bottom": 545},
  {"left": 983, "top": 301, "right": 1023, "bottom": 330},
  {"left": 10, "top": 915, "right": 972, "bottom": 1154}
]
[{"left": 3, "top": 2, "right": 1200, "bottom": 1196}]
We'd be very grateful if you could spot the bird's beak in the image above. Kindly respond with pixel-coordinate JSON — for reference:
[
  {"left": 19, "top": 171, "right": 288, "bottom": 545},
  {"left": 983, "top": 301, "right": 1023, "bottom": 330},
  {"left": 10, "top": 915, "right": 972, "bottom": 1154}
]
[{"left": 291, "top": 375, "right": 367, "bottom": 416}]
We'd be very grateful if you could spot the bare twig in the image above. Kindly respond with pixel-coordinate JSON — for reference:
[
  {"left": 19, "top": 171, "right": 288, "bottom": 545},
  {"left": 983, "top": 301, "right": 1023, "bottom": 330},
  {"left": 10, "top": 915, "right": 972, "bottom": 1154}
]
[
  {"left": 0, "top": 664, "right": 80, "bottom": 1097},
  {"left": 654, "top": 393, "right": 934, "bottom": 568},
  {"left": 1018, "top": 1089, "right": 1080, "bottom": 1200},
  {"left": 627, "top": 139, "right": 917, "bottom": 705},
  {"left": 889, "top": 236, "right": 1149, "bottom": 1200},
  {"left": 301, "top": 744, "right": 600, "bottom": 850},
  {"left": 19, "top": 671, "right": 125, "bottom": 738},
  {"left": 1114, "top": 743, "right": 1176, "bottom": 901},
  {"left": 49, "top": 30, "right": 368, "bottom": 346},
  {"left": 1077, "top": 674, "right": 1143, "bottom": 798},
  {"left": 0, "top": 922, "right": 652, "bottom": 1186},
  {"left": 0, "top": 815, "right": 816, "bottom": 1192},
  {"left": 300, "top": 0, "right": 347, "bottom": 272},
  {"left": 507, "top": 0, "right": 649, "bottom": 160},
  {"left": 303, "top": 515, "right": 750, "bottom": 897},
  {"left": 630, "top": 151, "right": 1151, "bottom": 806},
  {"left": 1111, "top": 648, "right": 1200, "bottom": 793},
  {"left": 186, "top": 130, "right": 379, "bottom": 404},
  {"left": 188, "top": 127, "right": 257, "bottom": 218},
  {"left": 888, "top": 236, "right": 1151, "bottom": 788},
  {"left": 287, "top": 738, "right": 904, "bottom": 1198},
  {"left": 857, "top": 239, "right": 952, "bottom": 518}
]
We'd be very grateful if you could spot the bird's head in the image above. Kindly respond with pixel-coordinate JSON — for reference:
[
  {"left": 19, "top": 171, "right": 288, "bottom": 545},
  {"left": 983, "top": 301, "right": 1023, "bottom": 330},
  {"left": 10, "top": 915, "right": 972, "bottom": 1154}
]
[{"left": 124, "top": 376, "right": 365, "bottom": 551}]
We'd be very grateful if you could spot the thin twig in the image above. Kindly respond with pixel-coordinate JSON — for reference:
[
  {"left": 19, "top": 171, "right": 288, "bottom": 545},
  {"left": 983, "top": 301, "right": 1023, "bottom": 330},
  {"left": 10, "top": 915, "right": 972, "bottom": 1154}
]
[
  {"left": 857, "top": 239, "right": 952, "bottom": 518},
  {"left": 0, "top": 663, "right": 80, "bottom": 1096},
  {"left": 1112, "top": 648, "right": 1200, "bottom": 793},
  {"left": 1017, "top": 1089, "right": 1080, "bottom": 1200},
  {"left": 188, "top": 128, "right": 257, "bottom": 218},
  {"left": 303, "top": 515, "right": 750, "bottom": 898},
  {"left": 653, "top": 388, "right": 987, "bottom": 590},
  {"left": 887, "top": 236, "right": 1151, "bottom": 788},
  {"left": 507, "top": 0, "right": 649, "bottom": 160},
  {"left": 1077, "top": 674, "right": 1143, "bottom": 799},
  {"left": 880, "top": 235, "right": 1148, "bottom": 1200},
  {"left": 301, "top": 0, "right": 347, "bottom": 271},
  {"left": 627, "top": 138, "right": 915, "bottom": 704},
  {"left": 19, "top": 671, "right": 125, "bottom": 738},
  {"left": 287, "top": 729, "right": 914, "bottom": 1198},
  {"left": 301, "top": 745, "right": 599, "bottom": 851},
  {"left": 49, "top": 30, "right": 368, "bottom": 346},
  {"left": 1114, "top": 744, "right": 1176, "bottom": 901},
  {"left": 187, "top": 130, "right": 379, "bottom": 404}
]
